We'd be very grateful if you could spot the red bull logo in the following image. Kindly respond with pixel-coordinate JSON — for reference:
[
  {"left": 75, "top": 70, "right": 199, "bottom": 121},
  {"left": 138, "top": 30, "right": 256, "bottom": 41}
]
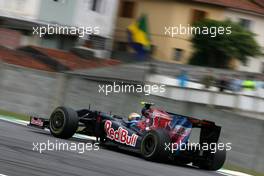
[{"left": 104, "top": 120, "right": 138, "bottom": 147}]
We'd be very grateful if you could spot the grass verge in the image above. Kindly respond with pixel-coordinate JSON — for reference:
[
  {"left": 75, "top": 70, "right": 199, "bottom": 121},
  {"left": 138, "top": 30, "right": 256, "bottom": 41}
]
[{"left": 0, "top": 109, "right": 30, "bottom": 121}]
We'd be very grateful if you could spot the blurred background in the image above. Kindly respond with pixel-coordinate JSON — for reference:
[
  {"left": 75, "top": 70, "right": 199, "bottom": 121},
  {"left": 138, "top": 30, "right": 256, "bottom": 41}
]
[{"left": 0, "top": 0, "right": 263, "bottom": 175}]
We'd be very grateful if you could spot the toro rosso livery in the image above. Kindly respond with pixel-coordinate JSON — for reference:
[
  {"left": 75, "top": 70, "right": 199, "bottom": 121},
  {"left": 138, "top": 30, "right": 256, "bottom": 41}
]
[{"left": 29, "top": 102, "right": 226, "bottom": 170}]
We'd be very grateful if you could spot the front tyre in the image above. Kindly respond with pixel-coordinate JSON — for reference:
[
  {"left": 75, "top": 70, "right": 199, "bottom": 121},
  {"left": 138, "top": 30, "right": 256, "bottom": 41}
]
[{"left": 49, "top": 106, "right": 79, "bottom": 139}]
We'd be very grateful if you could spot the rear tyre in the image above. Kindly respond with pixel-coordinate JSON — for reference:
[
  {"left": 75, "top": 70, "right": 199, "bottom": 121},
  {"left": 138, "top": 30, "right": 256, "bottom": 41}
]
[
  {"left": 197, "top": 146, "right": 226, "bottom": 170},
  {"left": 141, "top": 129, "right": 170, "bottom": 161},
  {"left": 49, "top": 106, "right": 79, "bottom": 139}
]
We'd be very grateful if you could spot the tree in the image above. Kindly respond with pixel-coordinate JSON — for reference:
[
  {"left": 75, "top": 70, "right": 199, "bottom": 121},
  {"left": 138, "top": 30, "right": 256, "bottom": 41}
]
[{"left": 189, "top": 19, "right": 262, "bottom": 68}]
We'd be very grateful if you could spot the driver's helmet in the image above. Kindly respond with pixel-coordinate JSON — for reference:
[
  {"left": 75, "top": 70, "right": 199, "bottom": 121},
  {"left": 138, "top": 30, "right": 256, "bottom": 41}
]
[{"left": 128, "top": 113, "right": 141, "bottom": 122}]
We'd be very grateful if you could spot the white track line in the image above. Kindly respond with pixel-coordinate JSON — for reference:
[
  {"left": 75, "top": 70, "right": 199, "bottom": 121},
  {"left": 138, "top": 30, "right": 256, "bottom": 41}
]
[
  {"left": 217, "top": 169, "right": 253, "bottom": 176},
  {"left": 0, "top": 116, "right": 28, "bottom": 126}
]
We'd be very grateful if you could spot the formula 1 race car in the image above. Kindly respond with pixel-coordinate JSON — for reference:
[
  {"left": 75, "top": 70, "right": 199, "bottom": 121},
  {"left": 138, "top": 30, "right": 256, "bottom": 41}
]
[{"left": 29, "top": 102, "right": 226, "bottom": 171}]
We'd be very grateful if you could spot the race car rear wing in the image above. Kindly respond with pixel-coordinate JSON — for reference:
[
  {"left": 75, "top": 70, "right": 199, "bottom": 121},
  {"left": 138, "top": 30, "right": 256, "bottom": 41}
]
[
  {"left": 167, "top": 112, "right": 221, "bottom": 144},
  {"left": 167, "top": 112, "right": 218, "bottom": 127}
]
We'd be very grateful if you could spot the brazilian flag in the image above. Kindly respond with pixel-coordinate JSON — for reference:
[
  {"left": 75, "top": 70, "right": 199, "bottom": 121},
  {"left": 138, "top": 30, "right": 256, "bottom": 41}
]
[{"left": 127, "top": 14, "right": 151, "bottom": 59}]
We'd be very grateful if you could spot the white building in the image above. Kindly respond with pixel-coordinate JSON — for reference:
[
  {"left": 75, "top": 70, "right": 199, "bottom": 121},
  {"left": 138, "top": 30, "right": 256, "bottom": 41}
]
[
  {"left": 38, "top": 0, "right": 119, "bottom": 57},
  {"left": 0, "top": 0, "right": 40, "bottom": 20},
  {"left": 37, "top": 0, "right": 118, "bottom": 38},
  {"left": 0, "top": 0, "right": 119, "bottom": 57}
]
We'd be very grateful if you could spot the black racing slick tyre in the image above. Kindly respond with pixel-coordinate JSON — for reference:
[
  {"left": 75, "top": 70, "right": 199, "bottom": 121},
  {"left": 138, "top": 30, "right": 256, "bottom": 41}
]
[
  {"left": 49, "top": 106, "right": 79, "bottom": 139},
  {"left": 141, "top": 129, "right": 171, "bottom": 161},
  {"left": 197, "top": 146, "right": 226, "bottom": 171}
]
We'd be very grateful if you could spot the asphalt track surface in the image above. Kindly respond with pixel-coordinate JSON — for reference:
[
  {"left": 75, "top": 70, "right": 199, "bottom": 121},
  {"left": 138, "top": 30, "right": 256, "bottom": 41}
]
[{"left": 0, "top": 120, "right": 225, "bottom": 176}]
